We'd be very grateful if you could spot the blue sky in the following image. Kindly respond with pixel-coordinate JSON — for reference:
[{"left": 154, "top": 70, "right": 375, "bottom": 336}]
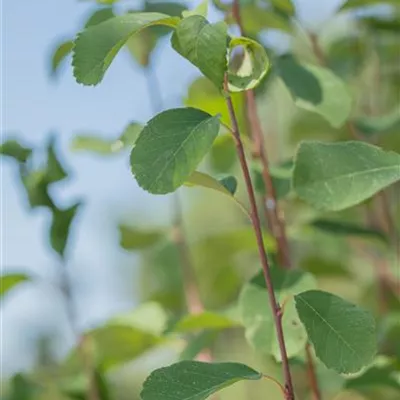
[{"left": 1, "top": 0, "right": 343, "bottom": 376}]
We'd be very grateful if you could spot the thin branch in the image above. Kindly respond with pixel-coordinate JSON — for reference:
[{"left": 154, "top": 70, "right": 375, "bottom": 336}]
[
  {"left": 305, "top": 343, "right": 322, "bottom": 400},
  {"left": 224, "top": 75, "right": 295, "bottom": 400},
  {"left": 232, "top": 0, "right": 291, "bottom": 269}
]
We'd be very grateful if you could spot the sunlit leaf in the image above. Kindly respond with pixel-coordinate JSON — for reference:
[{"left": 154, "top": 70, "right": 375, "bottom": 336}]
[
  {"left": 239, "top": 268, "right": 316, "bottom": 360},
  {"left": 295, "top": 290, "right": 377, "bottom": 373},
  {"left": 141, "top": 361, "right": 262, "bottom": 400},
  {"left": 130, "top": 108, "right": 220, "bottom": 194},
  {"left": 171, "top": 15, "right": 228, "bottom": 89},
  {"left": 73, "top": 13, "right": 179, "bottom": 85},
  {"left": 50, "top": 202, "right": 81, "bottom": 258},
  {"left": 119, "top": 225, "right": 164, "bottom": 250},
  {"left": 0, "top": 139, "right": 32, "bottom": 163},
  {"left": 293, "top": 141, "right": 400, "bottom": 211},
  {"left": 276, "top": 55, "right": 352, "bottom": 127},
  {"left": 0, "top": 273, "right": 30, "bottom": 299},
  {"left": 185, "top": 171, "right": 238, "bottom": 196},
  {"left": 339, "top": 0, "right": 400, "bottom": 11}
]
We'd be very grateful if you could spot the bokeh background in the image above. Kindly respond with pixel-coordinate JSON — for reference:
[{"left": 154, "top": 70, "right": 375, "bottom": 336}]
[{"left": 2, "top": 1, "right": 399, "bottom": 399}]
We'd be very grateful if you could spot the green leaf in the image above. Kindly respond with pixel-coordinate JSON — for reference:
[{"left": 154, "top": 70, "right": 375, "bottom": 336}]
[
  {"left": 51, "top": 40, "right": 74, "bottom": 77},
  {"left": 239, "top": 268, "right": 317, "bottom": 360},
  {"left": 72, "top": 122, "right": 142, "bottom": 155},
  {"left": 339, "top": 0, "right": 400, "bottom": 11},
  {"left": 354, "top": 106, "right": 400, "bottom": 136},
  {"left": 46, "top": 137, "right": 69, "bottom": 184},
  {"left": 171, "top": 16, "right": 228, "bottom": 89},
  {"left": 0, "top": 273, "right": 29, "bottom": 299},
  {"left": 73, "top": 13, "right": 179, "bottom": 85},
  {"left": 88, "top": 324, "right": 161, "bottom": 370},
  {"left": 227, "top": 37, "right": 270, "bottom": 92},
  {"left": 295, "top": 290, "right": 377, "bottom": 373},
  {"left": 182, "top": 0, "right": 208, "bottom": 18},
  {"left": 185, "top": 171, "right": 237, "bottom": 196},
  {"left": 84, "top": 7, "right": 115, "bottom": 28},
  {"left": 119, "top": 225, "right": 164, "bottom": 250},
  {"left": 9, "top": 374, "right": 38, "bottom": 400},
  {"left": 345, "top": 356, "right": 400, "bottom": 391},
  {"left": 209, "top": 134, "right": 236, "bottom": 173},
  {"left": 141, "top": 361, "right": 262, "bottom": 400},
  {"left": 310, "top": 219, "right": 387, "bottom": 242},
  {"left": 270, "top": 0, "right": 296, "bottom": 16},
  {"left": 293, "top": 141, "right": 400, "bottom": 211},
  {"left": 276, "top": 55, "right": 352, "bottom": 127},
  {"left": 300, "top": 256, "right": 350, "bottom": 277},
  {"left": 21, "top": 169, "right": 54, "bottom": 209},
  {"left": 0, "top": 139, "right": 32, "bottom": 163},
  {"left": 170, "top": 311, "right": 240, "bottom": 333},
  {"left": 180, "top": 332, "right": 218, "bottom": 361},
  {"left": 50, "top": 203, "right": 81, "bottom": 258},
  {"left": 130, "top": 108, "right": 220, "bottom": 194}
]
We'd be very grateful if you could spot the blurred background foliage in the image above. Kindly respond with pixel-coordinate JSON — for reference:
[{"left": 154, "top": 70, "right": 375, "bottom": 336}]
[{"left": 1, "top": 0, "right": 399, "bottom": 399}]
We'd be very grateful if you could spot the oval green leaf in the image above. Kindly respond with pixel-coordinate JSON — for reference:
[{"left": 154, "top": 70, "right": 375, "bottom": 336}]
[
  {"left": 293, "top": 141, "right": 400, "bottom": 211},
  {"left": 131, "top": 108, "right": 220, "bottom": 194},
  {"left": 295, "top": 290, "right": 377, "bottom": 374},
  {"left": 141, "top": 361, "right": 262, "bottom": 400},
  {"left": 119, "top": 225, "right": 164, "bottom": 250},
  {"left": 1, "top": 274, "right": 30, "bottom": 299},
  {"left": 73, "top": 13, "right": 179, "bottom": 85}
]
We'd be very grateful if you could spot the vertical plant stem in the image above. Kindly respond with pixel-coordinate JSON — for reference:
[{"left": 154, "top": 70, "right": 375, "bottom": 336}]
[
  {"left": 232, "top": 0, "right": 291, "bottom": 268},
  {"left": 60, "top": 267, "right": 99, "bottom": 400},
  {"left": 305, "top": 343, "right": 322, "bottom": 400},
  {"left": 224, "top": 76, "right": 295, "bottom": 400},
  {"left": 144, "top": 65, "right": 212, "bottom": 361}
]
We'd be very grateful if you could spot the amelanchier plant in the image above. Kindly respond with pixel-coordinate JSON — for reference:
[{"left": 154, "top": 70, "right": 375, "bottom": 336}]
[{"left": 2, "top": 0, "right": 400, "bottom": 399}]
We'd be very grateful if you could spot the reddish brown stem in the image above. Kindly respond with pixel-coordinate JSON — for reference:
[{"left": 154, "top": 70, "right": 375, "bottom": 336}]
[
  {"left": 224, "top": 76, "right": 295, "bottom": 400},
  {"left": 305, "top": 343, "right": 322, "bottom": 400},
  {"left": 232, "top": 0, "right": 291, "bottom": 269}
]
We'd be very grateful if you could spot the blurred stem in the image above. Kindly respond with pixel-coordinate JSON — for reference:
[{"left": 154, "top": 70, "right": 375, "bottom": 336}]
[
  {"left": 224, "top": 74, "right": 295, "bottom": 400},
  {"left": 144, "top": 64, "right": 212, "bottom": 361},
  {"left": 231, "top": 0, "right": 291, "bottom": 269},
  {"left": 60, "top": 267, "right": 100, "bottom": 400},
  {"left": 305, "top": 343, "right": 322, "bottom": 400}
]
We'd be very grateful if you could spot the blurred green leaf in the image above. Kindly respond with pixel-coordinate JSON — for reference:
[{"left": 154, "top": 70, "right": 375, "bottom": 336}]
[
  {"left": 270, "top": 0, "right": 296, "bottom": 16},
  {"left": 84, "top": 7, "right": 115, "bottom": 28},
  {"left": 209, "top": 134, "right": 236, "bottom": 173},
  {"left": 345, "top": 356, "right": 400, "bottom": 392},
  {"left": 9, "top": 374, "right": 38, "bottom": 400},
  {"left": 72, "top": 122, "right": 142, "bottom": 155},
  {"left": 50, "top": 202, "right": 81, "bottom": 258},
  {"left": 293, "top": 141, "right": 400, "bottom": 211},
  {"left": 0, "top": 273, "right": 30, "bottom": 299},
  {"left": 182, "top": 0, "right": 208, "bottom": 18},
  {"left": 141, "top": 361, "right": 262, "bottom": 400},
  {"left": 51, "top": 40, "right": 74, "bottom": 77},
  {"left": 46, "top": 137, "right": 69, "bottom": 184},
  {"left": 0, "top": 139, "right": 32, "bottom": 163},
  {"left": 227, "top": 37, "right": 270, "bottom": 92},
  {"left": 170, "top": 311, "right": 240, "bottom": 333},
  {"left": 354, "top": 106, "right": 400, "bottom": 136},
  {"left": 339, "top": 0, "right": 400, "bottom": 11},
  {"left": 171, "top": 16, "right": 228, "bottom": 89},
  {"left": 295, "top": 290, "right": 377, "bottom": 373},
  {"left": 359, "top": 16, "right": 400, "bottom": 32},
  {"left": 73, "top": 13, "right": 179, "bottom": 85},
  {"left": 130, "top": 108, "right": 220, "bottom": 194},
  {"left": 309, "top": 219, "right": 388, "bottom": 242},
  {"left": 239, "top": 268, "right": 316, "bottom": 360},
  {"left": 119, "top": 225, "right": 164, "bottom": 250},
  {"left": 300, "top": 255, "right": 351, "bottom": 277},
  {"left": 21, "top": 169, "right": 54, "bottom": 209},
  {"left": 179, "top": 331, "right": 218, "bottom": 361},
  {"left": 276, "top": 55, "right": 352, "bottom": 127}
]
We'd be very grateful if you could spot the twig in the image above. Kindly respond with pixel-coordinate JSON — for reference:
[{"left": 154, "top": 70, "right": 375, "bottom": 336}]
[
  {"left": 232, "top": 0, "right": 291, "bottom": 269},
  {"left": 224, "top": 75, "right": 295, "bottom": 400},
  {"left": 305, "top": 343, "right": 322, "bottom": 400}
]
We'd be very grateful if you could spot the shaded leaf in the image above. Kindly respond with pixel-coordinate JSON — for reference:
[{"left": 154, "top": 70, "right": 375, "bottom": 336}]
[
  {"left": 171, "top": 16, "right": 228, "bottom": 89},
  {"left": 295, "top": 290, "right": 377, "bottom": 373},
  {"left": 84, "top": 7, "right": 115, "bottom": 28},
  {"left": 0, "top": 139, "right": 32, "bottom": 163},
  {"left": 119, "top": 225, "right": 164, "bottom": 250},
  {"left": 50, "top": 203, "right": 81, "bottom": 258},
  {"left": 186, "top": 171, "right": 237, "bottom": 196},
  {"left": 130, "top": 108, "right": 220, "bottom": 194},
  {"left": 9, "top": 374, "right": 38, "bottom": 400},
  {"left": 180, "top": 331, "right": 218, "bottom": 361},
  {"left": 227, "top": 37, "right": 270, "bottom": 92},
  {"left": 51, "top": 40, "right": 74, "bottom": 77},
  {"left": 0, "top": 273, "right": 30, "bottom": 299},
  {"left": 46, "top": 137, "right": 69, "bottom": 184},
  {"left": 293, "top": 141, "right": 400, "bottom": 211},
  {"left": 277, "top": 55, "right": 352, "bottom": 127},
  {"left": 141, "top": 361, "right": 262, "bottom": 400},
  {"left": 300, "top": 256, "right": 350, "bottom": 277},
  {"left": 239, "top": 268, "right": 316, "bottom": 360},
  {"left": 170, "top": 311, "right": 240, "bottom": 333},
  {"left": 73, "top": 13, "right": 179, "bottom": 85},
  {"left": 310, "top": 219, "right": 387, "bottom": 242}
]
